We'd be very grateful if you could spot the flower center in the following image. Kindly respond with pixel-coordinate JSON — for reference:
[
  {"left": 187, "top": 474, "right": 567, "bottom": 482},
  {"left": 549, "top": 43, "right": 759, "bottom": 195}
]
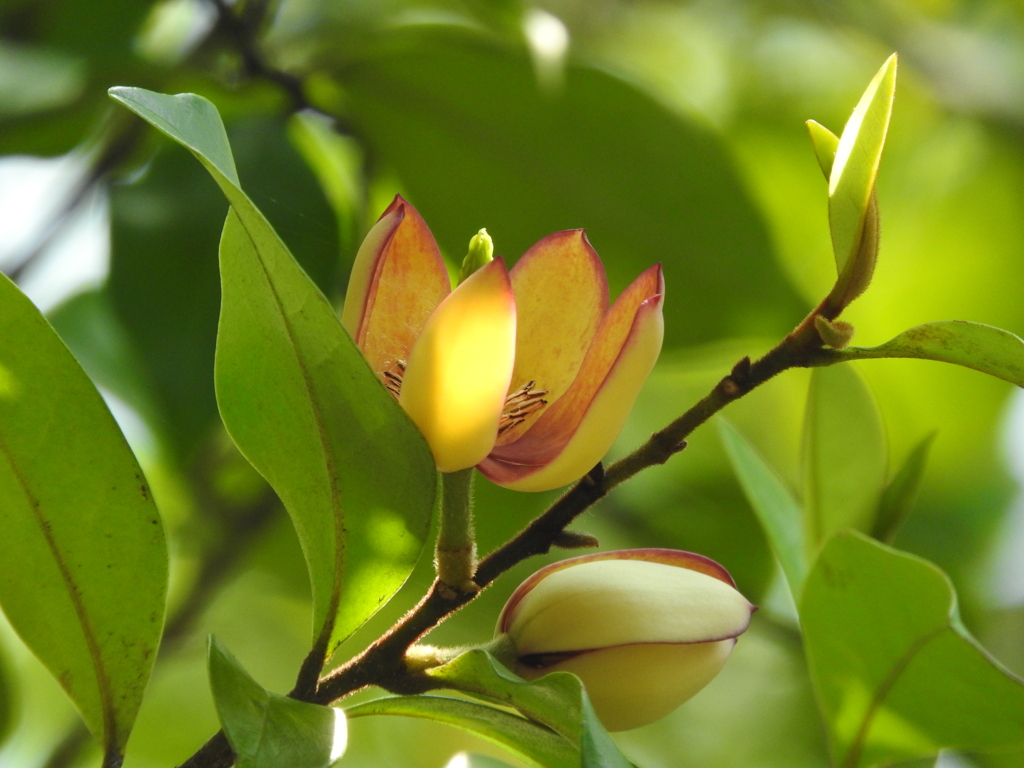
[
  {"left": 381, "top": 363, "right": 548, "bottom": 434},
  {"left": 498, "top": 380, "right": 548, "bottom": 435}
]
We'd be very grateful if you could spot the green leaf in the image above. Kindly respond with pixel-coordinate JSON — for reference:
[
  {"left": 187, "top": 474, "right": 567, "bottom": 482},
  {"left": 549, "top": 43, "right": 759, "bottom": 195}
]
[
  {"left": 0, "top": 273, "right": 167, "bottom": 762},
  {"left": 108, "top": 87, "right": 437, "bottom": 656},
  {"left": 872, "top": 433, "right": 937, "bottom": 544},
  {"left": 831, "top": 321, "right": 1024, "bottom": 387},
  {"left": 719, "top": 419, "right": 808, "bottom": 596},
  {"left": 208, "top": 636, "right": 346, "bottom": 768},
  {"left": 801, "top": 532, "right": 1024, "bottom": 768},
  {"left": 344, "top": 695, "right": 577, "bottom": 768},
  {"left": 805, "top": 120, "right": 840, "bottom": 180},
  {"left": 802, "top": 365, "right": 888, "bottom": 550},
  {"left": 426, "top": 650, "right": 630, "bottom": 768},
  {"left": 339, "top": 25, "right": 805, "bottom": 347},
  {"left": 579, "top": 695, "right": 632, "bottom": 768},
  {"left": 829, "top": 55, "right": 897, "bottom": 275}
]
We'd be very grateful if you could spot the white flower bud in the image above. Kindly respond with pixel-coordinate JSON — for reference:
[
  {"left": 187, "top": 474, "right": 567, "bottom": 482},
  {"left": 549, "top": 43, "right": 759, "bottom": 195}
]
[{"left": 497, "top": 549, "right": 755, "bottom": 731}]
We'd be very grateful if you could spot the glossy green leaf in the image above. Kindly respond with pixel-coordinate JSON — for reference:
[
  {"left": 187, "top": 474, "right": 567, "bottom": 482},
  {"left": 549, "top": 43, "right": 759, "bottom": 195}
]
[
  {"left": 831, "top": 321, "right": 1024, "bottom": 387},
  {"left": 0, "top": 272, "right": 167, "bottom": 762},
  {"left": 108, "top": 87, "right": 437, "bottom": 656},
  {"left": 719, "top": 419, "right": 807, "bottom": 595},
  {"left": 208, "top": 636, "right": 346, "bottom": 768},
  {"left": 806, "top": 120, "right": 840, "bottom": 179},
  {"left": 829, "top": 55, "right": 897, "bottom": 275},
  {"left": 801, "top": 532, "right": 1024, "bottom": 768},
  {"left": 872, "top": 433, "right": 936, "bottom": 544},
  {"left": 426, "top": 649, "right": 629, "bottom": 767},
  {"left": 344, "top": 695, "right": 576, "bottom": 768},
  {"left": 339, "top": 25, "right": 805, "bottom": 346},
  {"left": 802, "top": 365, "right": 888, "bottom": 550},
  {"left": 579, "top": 694, "right": 632, "bottom": 768}
]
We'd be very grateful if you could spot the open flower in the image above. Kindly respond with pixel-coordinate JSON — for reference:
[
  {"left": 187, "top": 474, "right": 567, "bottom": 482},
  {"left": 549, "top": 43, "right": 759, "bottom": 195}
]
[
  {"left": 496, "top": 549, "right": 755, "bottom": 731},
  {"left": 342, "top": 196, "right": 664, "bottom": 491}
]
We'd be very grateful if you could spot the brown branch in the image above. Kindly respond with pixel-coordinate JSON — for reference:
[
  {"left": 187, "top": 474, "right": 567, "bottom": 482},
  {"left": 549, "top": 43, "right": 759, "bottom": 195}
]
[
  {"left": 176, "top": 298, "right": 836, "bottom": 768},
  {"left": 206, "top": 0, "right": 308, "bottom": 112}
]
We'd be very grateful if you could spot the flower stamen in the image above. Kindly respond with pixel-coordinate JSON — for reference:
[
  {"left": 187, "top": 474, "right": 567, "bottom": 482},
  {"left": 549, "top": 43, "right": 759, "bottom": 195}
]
[
  {"left": 383, "top": 360, "right": 407, "bottom": 399},
  {"left": 499, "top": 380, "right": 548, "bottom": 435}
]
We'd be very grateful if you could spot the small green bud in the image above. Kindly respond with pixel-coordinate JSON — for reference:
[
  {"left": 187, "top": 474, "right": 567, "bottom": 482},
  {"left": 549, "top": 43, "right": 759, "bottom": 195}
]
[
  {"left": 459, "top": 229, "right": 494, "bottom": 284},
  {"left": 815, "top": 316, "right": 856, "bottom": 349}
]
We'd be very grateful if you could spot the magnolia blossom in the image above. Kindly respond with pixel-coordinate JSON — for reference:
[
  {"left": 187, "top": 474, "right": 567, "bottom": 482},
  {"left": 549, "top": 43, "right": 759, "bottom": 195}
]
[
  {"left": 496, "top": 549, "right": 755, "bottom": 731},
  {"left": 342, "top": 196, "right": 664, "bottom": 491}
]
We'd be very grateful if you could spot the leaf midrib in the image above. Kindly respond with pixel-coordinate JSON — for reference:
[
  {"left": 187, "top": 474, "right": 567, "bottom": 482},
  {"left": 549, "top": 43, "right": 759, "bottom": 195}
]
[
  {"left": 0, "top": 428, "right": 118, "bottom": 757},
  {"left": 841, "top": 625, "right": 947, "bottom": 768},
  {"left": 229, "top": 209, "right": 346, "bottom": 654}
]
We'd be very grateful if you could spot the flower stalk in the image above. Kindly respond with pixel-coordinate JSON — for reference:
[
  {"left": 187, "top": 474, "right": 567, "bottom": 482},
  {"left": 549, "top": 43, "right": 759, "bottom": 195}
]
[{"left": 436, "top": 468, "right": 480, "bottom": 594}]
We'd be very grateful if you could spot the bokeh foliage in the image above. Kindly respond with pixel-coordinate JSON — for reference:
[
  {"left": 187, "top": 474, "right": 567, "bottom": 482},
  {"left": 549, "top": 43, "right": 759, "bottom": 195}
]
[{"left": 3, "top": 0, "right": 1024, "bottom": 767}]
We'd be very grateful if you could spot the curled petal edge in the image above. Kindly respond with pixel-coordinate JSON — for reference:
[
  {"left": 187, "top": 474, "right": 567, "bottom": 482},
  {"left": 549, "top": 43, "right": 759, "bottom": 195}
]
[
  {"left": 503, "top": 558, "right": 754, "bottom": 652},
  {"left": 342, "top": 195, "right": 451, "bottom": 377},
  {"left": 498, "top": 549, "right": 738, "bottom": 636},
  {"left": 340, "top": 205, "right": 404, "bottom": 339},
  {"left": 479, "top": 292, "right": 664, "bottom": 491}
]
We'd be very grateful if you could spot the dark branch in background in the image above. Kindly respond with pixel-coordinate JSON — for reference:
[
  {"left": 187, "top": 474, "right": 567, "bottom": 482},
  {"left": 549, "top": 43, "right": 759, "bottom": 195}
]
[
  {"left": 5, "top": 118, "right": 145, "bottom": 285},
  {"left": 178, "top": 303, "right": 837, "bottom": 768},
  {"left": 207, "top": 0, "right": 308, "bottom": 112}
]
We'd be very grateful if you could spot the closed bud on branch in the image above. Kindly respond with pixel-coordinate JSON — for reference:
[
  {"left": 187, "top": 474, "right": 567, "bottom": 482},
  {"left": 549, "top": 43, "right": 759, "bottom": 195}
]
[
  {"left": 806, "top": 54, "right": 896, "bottom": 316},
  {"left": 496, "top": 549, "right": 755, "bottom": 731}
]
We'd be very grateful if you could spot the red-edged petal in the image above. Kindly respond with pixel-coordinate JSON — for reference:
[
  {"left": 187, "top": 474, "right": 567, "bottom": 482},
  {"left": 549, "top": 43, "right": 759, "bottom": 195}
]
[
  {"left": 340, "top": 195, "right": 451, "bottom": 378},
  {"left": 499, "top": 553, "right": 754, "bottom": 653},
  {"left": 498, "top": 548, "right": 736, "bottom": 635},
  {"left": 479, "top": 264, "right": 664, "bottom": 491},
  {"left": 498, "top": 230, "right": 608, "bottom": 445}
]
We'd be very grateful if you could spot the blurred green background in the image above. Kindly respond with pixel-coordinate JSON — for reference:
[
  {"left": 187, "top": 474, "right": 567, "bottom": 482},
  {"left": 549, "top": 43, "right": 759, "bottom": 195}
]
[{"left": 2, "top": 0, "right": 1024, "bottom": 766}]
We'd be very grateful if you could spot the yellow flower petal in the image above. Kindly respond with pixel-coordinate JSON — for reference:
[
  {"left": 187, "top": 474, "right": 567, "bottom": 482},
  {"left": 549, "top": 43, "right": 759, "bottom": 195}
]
[
  {"left": 341, "top": 195, "right": 451, "bottom": 378},
  {"left": 400, "top": 259, "right": 516, "bottom": 473},
  {"left": 518, "top": 641, "right": 735, "bottom": 731},
  {"left": 480, "top": 264, "right": 664, "bottom": 490},
  {"left": 498, "top": 230, "right": 608, "bottom": 445}
]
